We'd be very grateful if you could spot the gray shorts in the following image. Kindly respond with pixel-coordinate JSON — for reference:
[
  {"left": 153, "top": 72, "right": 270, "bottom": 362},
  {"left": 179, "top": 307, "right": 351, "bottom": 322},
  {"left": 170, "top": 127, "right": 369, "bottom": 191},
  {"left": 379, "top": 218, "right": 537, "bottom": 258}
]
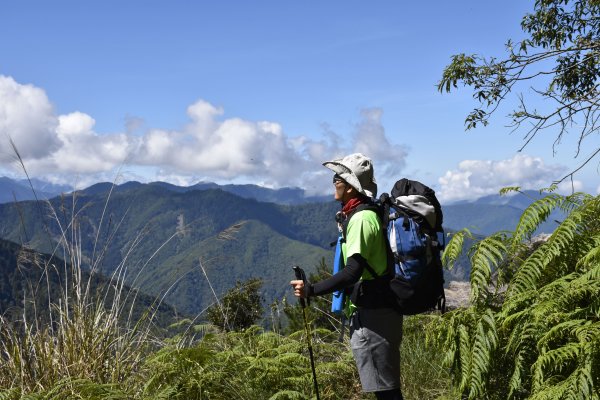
[{"left": 350, "top": 307, "right": 403, "bottom": 392}]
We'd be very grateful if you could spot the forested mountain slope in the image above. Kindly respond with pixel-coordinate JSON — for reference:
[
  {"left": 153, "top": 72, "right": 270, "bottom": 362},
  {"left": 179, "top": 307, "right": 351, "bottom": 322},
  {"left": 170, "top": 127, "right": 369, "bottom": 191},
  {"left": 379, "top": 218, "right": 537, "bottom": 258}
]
[
  {"left": 1, "top": 181, "right": 552, "bottom": 315},
  {"left": 0, "top": 186, "right": 337, "bottom": 315},
  {"left": 0, "top": 237, "right": 178, "bottom": 326}
]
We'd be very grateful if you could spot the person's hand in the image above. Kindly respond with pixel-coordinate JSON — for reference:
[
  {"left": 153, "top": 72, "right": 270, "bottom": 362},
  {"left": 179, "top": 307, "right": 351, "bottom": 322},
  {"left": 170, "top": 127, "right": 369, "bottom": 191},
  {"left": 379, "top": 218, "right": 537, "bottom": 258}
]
[{"left": 290, "top": 279, "right": 306, "bottom": 298}]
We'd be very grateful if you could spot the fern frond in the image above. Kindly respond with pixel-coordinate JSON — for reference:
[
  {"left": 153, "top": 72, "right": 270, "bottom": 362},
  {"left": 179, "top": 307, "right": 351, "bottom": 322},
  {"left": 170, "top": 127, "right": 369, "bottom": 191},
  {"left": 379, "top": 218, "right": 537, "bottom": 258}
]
[
  {"left": 577, "top": 235, "right": 600, "bottom": 271},
  {"left": 510, "top": 245, "right": 553, "bottom": 295},
  {"left": 508, "top": 352, "right": 526, "bottom": 399},
  {"left": 530, "top": 355, "right": 596, "bottom": 400},
  {"left": 442, "top": 228, "right": 472, "bottom": 270},
  {"left": 467, "top": 310, "right": 497, "bottom": 399},
  {"left": 559, "top": 192, "right": 591, "bottom": 215},
  {"left": 458, "top": 324, "right": 471, "bottom": 393},
  {"left": 268, "top": 390, "right": 309, "bottom": 400},
  {"left": 499, "top": 186, "right": 521, "bottom": 195},
  {"left": 554, "top": 275, "right": 600, "bottom": 312},
  {"left": 468, "top": 232, "right": 508, "bottom": 303},
  {"left": 512, "top": 193, "right": 564, "bottom": 245}
]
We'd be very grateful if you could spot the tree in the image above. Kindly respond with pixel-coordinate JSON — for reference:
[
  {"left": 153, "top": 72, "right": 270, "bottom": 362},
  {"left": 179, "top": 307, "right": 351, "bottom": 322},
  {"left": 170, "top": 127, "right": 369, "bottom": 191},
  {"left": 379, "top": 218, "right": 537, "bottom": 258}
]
[
  {"left": 438, "top": 0, "right": 600, "bottom": 184},
  {"left": 206, "top": 278, "right": 264, "bottom": 332}
]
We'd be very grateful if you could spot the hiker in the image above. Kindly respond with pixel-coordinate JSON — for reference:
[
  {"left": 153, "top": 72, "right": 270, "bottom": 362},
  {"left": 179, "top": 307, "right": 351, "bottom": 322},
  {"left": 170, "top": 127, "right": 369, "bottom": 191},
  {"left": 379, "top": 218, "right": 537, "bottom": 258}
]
[{"left": 290, "top": 153, "right": 404, "bottom": 400}]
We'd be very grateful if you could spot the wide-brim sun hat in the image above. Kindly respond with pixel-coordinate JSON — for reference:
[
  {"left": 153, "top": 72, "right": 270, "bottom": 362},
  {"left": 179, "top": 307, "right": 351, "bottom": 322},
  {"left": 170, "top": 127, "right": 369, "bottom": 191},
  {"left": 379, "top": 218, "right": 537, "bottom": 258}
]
[{"left": 323, "top": 153, "right": 377, "bottom": 198}]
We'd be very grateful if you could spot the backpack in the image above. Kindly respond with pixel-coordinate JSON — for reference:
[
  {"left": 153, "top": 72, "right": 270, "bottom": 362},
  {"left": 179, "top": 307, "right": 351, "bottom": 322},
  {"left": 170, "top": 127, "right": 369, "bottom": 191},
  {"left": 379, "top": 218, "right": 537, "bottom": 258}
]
[
  {"left": 380, "top": 178, "right": 446, "bottom": 315},
  {"left": 337, "top": 178, "right": 446, "bottom": 315}
]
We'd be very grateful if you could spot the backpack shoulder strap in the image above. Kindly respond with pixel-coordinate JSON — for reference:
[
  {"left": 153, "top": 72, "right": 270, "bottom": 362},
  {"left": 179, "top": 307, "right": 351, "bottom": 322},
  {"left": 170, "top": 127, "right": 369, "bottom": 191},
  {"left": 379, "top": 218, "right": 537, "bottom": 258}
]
[
  {"left": 340, "top": 203, "right": 379, "bottom": 238},
  {"left": 341, "top": 200, "right": 393, "bottom": 279}
]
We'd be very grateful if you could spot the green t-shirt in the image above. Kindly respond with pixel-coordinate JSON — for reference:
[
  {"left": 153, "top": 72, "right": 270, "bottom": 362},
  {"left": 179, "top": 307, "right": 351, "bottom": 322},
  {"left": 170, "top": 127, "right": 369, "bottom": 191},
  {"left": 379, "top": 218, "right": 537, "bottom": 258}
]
[{"left": 342, "top": 209, "right": 388, "bottom": 280}]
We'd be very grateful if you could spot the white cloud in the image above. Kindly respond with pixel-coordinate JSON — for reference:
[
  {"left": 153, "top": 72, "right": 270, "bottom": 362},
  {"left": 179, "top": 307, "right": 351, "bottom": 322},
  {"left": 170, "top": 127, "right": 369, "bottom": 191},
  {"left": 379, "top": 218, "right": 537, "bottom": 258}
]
[
  {"left": 353, "top": 108, "right": 408, "bottom": 178},
  {"left": 132, "top": 102, "right": 407, "bottom": 194},
  {"left": 555, "top": 180, "right": 584, "bottom": 195},
  {"left": 0, "top": 75, "right": 60, "bottom": 161},
  {"left": 0, "top": 76, "right": 130, "bottom": 177},
  {"left": 597, "top": 185, "right": 600, "bottom": 195},
  {"left": 437, "top": 154, "right": 574, "bottom": 202},
  {"left": 0, "top": 76, "right": 408, "bottom": 192},
  {"left": 133, "top": 102, "right": 312, "bottom": 186},
  {"left": 25, "top": 112, "right": 130, "bottom": 174}
]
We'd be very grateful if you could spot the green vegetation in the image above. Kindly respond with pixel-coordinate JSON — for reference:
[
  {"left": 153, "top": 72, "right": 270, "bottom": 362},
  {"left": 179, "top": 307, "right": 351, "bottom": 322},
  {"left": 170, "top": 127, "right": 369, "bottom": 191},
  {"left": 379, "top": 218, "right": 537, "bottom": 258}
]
[
  {"left": 0, "top": 180, "right": 455, "bottom": 399},
  {"left": 438, "top": 191, "right": 600, "bottom": 399},
  {"left": 206, "top": 278, "right": 264, "bottom": 332},
  {"left": 3, "top": 189, "right": 598, "bottom": 398},
  {"left": 0, "top": 234, "right": 454, "bottom": 399},
  {"left": 0, "top": 186, "right": 336, "bottom": 315}
]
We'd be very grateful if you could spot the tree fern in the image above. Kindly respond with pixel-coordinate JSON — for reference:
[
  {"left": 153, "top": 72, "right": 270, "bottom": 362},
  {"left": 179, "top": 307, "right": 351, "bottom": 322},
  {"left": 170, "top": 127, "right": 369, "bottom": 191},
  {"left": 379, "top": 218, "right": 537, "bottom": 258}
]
[
  {"left": 511, "top": 193, "right": 564, "bottom": 246},
  {"left": 468, "top": 232, "right": 508, "bottom": 304},
  {"left": 442, "top": 228, "right": 472, "bottom": 270},
  {"left": 436, "top": 192, "right": 600, "bottom": 399}
]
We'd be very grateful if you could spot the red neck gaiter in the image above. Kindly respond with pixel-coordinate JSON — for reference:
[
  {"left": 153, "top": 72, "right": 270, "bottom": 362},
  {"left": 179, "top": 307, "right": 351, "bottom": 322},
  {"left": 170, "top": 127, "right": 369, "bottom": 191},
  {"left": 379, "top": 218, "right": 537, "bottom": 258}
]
[{"left": 341, "top": 197, "right": 367, "bottom": 218}]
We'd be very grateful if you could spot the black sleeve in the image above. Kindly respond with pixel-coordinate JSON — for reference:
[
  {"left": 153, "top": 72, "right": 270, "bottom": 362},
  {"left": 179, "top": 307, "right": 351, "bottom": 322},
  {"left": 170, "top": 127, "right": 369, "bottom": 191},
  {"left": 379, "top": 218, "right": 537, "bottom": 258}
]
[{"left": 308, "top": 254, "right": 369, "bottom": 297}]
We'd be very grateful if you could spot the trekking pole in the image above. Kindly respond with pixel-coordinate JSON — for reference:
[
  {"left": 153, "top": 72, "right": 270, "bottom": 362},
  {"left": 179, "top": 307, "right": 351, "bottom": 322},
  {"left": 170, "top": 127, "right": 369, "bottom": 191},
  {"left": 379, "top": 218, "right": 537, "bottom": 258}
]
[{"left": 293, "top": 266, "right": 321, "bottom": 400}]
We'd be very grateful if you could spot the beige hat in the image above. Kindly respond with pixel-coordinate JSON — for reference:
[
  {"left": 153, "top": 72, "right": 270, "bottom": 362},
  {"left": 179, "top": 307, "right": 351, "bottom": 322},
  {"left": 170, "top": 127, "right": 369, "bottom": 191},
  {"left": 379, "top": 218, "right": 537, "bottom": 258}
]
[{"left": 323, "top": 153, "right": 377, "bottom": 198}]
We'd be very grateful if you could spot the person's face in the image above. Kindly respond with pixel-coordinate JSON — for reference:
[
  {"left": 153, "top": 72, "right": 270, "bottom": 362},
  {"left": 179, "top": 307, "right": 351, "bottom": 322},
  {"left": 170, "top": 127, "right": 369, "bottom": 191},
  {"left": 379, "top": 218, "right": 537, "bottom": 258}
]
[{"left": 333, "top": 175, "right": 351, "bottom": 202}]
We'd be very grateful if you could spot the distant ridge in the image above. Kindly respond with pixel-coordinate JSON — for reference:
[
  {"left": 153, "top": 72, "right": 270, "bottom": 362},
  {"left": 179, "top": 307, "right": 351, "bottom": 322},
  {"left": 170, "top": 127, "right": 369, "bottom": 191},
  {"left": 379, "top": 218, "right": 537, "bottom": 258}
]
[
  {"left": 0, "top": 177, "right": 67, "bottom": 203},
  {"left": 74, "top": 180, "right": 330, "bottom": 205},
  {"left": 1, "top": 176, "right": 567, "bottom": 237}
]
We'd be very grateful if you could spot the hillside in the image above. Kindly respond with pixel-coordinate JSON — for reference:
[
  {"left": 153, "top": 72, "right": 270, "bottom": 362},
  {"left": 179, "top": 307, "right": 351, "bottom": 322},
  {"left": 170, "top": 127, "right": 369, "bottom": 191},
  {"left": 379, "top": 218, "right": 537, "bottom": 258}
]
[
  {"left": 0, "top": 237, "right": 179, "bottom": 327},
  {"left": 0, "top": 176, "right": 329, "bottom": 205},
  {"left": 0, "top": 186, "right": 338, "bottom": 315}
]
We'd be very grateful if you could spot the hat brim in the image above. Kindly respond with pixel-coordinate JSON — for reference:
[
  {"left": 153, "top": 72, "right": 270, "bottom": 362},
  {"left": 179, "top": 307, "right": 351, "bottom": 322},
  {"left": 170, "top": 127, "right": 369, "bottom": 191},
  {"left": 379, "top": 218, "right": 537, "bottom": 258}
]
[{"left": 323, "top": 160, "right": 374, "bottom": 198}]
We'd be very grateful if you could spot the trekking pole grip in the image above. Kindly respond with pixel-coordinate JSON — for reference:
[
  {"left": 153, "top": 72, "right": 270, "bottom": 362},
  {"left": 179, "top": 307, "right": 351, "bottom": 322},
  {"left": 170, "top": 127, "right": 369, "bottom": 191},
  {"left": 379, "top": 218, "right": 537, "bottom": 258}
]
[{"left": 292, "top": 266, "right": 308, "bottom": 307}]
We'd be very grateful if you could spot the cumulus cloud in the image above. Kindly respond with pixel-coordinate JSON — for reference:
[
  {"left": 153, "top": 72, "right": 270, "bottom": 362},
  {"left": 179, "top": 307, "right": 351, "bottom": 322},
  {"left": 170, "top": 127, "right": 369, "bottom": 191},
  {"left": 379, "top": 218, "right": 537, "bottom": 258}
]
[
  {"left": 438, "top": 154, "right": 580, "bottom": 202},
  {"left": 0, "top": 76, "right": 407, "bottom": 192},
  {"left": 353, "top": 108, "right": 408, "bottom": 177},
  {"left": 0, "top": 76, "right": 131, "bottom": 178},
  {"left": 133, "top": 101, "right": 311, "bottom": 186},
  {"left": 0, "top": 75, "right": 60, "bottom": 161}
]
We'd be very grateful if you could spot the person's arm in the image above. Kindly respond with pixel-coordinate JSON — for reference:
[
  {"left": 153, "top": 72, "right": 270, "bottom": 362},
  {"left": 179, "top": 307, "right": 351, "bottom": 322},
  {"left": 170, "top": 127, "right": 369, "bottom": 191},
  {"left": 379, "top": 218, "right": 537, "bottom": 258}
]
[{"left": 307, "top": 254, "right": 370, "bottom": 296}]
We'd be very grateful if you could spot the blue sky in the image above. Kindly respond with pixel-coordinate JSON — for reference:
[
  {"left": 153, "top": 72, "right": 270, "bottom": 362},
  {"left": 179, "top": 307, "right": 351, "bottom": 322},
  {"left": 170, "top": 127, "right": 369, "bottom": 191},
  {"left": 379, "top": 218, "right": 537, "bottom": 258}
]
[{"left": 1, "top": 1, "right": 598, "bottom": 202}]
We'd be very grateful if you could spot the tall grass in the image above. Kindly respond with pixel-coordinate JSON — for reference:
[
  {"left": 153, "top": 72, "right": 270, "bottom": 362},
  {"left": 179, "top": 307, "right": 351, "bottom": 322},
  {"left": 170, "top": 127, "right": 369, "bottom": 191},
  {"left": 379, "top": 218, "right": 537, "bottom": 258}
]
[
  {"left": 0, "top": 161, "right": 167, "bottom": 397},
  {"left": 401, "top": 315, "right": 460, "bottom": 400}
]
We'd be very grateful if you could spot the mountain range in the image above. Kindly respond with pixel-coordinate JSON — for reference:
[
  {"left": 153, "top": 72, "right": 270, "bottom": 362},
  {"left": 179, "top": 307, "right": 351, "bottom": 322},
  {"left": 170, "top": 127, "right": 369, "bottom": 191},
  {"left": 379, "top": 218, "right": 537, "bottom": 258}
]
[
  {"left": 0, "top": 177, "right": 563, "bottom": 316},
  {"left": 0, "top": 184, "right": 338, "bottom": 315},
  {"left": 0, "top": 177, "right": 330, "bottom": 205},
  {"left": 0, "top": 176, "right": 564, "bottom": 235}
]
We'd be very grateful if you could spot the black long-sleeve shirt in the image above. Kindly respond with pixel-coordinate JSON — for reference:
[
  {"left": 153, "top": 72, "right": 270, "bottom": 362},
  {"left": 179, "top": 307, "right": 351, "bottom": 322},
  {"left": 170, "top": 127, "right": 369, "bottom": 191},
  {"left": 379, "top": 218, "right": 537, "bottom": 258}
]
[{"left": 307, "top": 254, "right": 370, "bottom": 296}]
